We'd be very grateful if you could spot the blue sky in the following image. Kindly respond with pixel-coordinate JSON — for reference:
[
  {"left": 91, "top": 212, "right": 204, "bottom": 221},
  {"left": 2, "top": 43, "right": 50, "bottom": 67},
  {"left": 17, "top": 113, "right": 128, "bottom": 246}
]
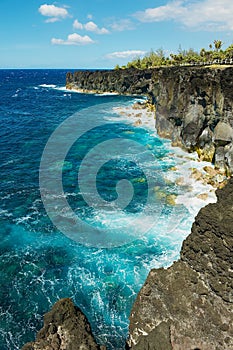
[{"left": 0, "top": 0, "right": 233, "bottom": 68}]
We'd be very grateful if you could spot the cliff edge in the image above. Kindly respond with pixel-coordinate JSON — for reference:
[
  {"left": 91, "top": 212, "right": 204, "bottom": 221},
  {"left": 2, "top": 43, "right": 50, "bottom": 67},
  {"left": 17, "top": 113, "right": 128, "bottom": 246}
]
[{"left": 127, "top": 179, "right": 233, "bottom": 350}]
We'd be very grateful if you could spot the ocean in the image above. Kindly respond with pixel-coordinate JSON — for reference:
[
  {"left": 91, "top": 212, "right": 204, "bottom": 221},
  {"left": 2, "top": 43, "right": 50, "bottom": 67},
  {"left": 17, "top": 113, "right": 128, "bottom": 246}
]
[{"left": 0, "top": 69, "right": 215, "bottom": 349}]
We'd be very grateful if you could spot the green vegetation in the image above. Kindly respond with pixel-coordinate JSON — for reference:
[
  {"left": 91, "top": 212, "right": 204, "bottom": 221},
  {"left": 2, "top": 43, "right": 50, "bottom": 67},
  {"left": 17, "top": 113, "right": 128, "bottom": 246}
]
[{"left": 115, "top": 41, "right": 233, "bottom": 69}]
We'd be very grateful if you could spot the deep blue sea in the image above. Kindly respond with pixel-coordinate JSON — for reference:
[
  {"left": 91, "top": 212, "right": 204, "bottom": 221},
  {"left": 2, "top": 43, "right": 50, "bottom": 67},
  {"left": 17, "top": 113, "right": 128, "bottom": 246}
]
[{"left": 0, "top": 70, "right": 212, "bottom": 350}]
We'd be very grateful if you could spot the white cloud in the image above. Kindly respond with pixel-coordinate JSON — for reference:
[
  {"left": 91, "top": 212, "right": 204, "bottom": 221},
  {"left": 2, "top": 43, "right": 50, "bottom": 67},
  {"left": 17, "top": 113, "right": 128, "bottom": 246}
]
[
  {"left": 106, "top": 50, "right": 146, "bottom": 59},
  {"left": 84, "top": 21, "right": 109, "bottom": 34},
  {"left": 51, "top": 33, "right": 94, "bottom": 45},
  {"left": 45, "top": 17, "right": 60, "bottom": 23},
  {"left": 134, "top": 1, "right": 184, "bottom": 22},
  {"left": 110, "top": 19, "right": 135, "bottom": 32},
  {"left": 134, "top": 0, "right": 233, "bottom": 31},
  {"left": 73, "top": 19, "right": 83, "bottom": 30},
  {"left": 39, "top": 4, "right": 69, "bottom": 22},
  {"left": 72, "top": 19, "right": 109, "bottom": 34}
]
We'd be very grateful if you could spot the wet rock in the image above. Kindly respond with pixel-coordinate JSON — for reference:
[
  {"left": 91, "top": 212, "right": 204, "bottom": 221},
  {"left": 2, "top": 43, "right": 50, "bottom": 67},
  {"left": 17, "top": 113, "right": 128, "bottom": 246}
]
[
  {"left": 133, "top": 119, "right": 142, "bottom": 127},
  {"left": 22, "top": 298, "right": 104, "bottom": 350},
  {"left": 196, "top": 127, "right": 215, "bottom": 162},
  {"left": 175, "top": 176, "right": 184, "bottom": 186},
  {"left": 197, "top": 192, "right": 209, "bottom": 200},
  {"left": 203, "top": 165, "right": 217, "bottom": 177},
  {"left": 196, "top": 142, "right": 216, "bottom": 162},
  {"left": 166, "top": 194, "right": 177, "bottom": 205},
  {"left": 132, "top": 102, "right": 146, "bottom": 110},
  {"left": 190, "top": 168, "right": 203, "bottom": 181}
]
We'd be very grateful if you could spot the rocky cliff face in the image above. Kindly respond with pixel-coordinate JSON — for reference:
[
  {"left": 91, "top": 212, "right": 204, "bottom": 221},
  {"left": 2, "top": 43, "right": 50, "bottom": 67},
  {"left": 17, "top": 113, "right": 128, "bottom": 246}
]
[
  {"left": 22, "top": 298, "right": 105, "bottom": 350},
  {"left": 66, "top": 69, "right": 153, "bottom": 96},
  {"left": 127, "top": 179, "right": 233, "bottom": 350},
  {"left": 66, "top": 67, "right": 233, "bottom": 174},
  {"left": 152, "top": 67, "right": 233, "bottom": 175}
]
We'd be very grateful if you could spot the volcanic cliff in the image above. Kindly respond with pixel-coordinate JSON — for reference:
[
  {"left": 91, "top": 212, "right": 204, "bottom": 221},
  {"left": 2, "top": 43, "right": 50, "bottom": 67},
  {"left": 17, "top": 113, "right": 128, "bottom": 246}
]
[{"left": 67, "top": 67, "right": 233, "bottom": 174}]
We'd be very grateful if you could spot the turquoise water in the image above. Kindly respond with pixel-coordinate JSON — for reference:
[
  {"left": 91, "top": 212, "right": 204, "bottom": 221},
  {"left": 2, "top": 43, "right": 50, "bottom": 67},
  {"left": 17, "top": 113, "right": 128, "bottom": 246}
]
[{"left": 0, "top": 70, "right": 194, "bottom": 349}]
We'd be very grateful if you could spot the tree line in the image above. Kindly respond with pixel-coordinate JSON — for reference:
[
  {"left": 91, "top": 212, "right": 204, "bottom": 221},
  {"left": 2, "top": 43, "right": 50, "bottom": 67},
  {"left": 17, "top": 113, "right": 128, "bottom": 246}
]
[{"left": 115, "top": 41, "right": 233, "bottom": 70}]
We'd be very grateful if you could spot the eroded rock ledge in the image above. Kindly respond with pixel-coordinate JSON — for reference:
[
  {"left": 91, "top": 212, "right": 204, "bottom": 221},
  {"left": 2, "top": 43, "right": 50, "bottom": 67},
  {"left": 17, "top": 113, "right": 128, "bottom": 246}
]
[
  {"left": 127, "top": 179, "right": 233, "bottom": 350},
  {"left": 66, "top": 67, "right": 233, "bottom": 174}
]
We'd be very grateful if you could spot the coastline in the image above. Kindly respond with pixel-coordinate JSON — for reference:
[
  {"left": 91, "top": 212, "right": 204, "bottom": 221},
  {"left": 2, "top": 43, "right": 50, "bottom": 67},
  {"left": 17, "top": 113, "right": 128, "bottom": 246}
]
[
  {"left": 110, "top": 99, "right": 230, "bottom": 223},
  {"left": 66, "top": 79, "right": 230, "bottom": 202},
  {"left": 66, "top": 67, "right": 233, "bottom": 176},
  {"left": 21, "top": 90, "right": 233, "bottom": 348},
  {"left": 21, "top": 68, "right": 232, "bottom": 349},
  {"left": 108, "top": 97, "right": 227, "bottom": 201},
  {"left": 63, "top": 86, "right": 223, "bottom": 225}
]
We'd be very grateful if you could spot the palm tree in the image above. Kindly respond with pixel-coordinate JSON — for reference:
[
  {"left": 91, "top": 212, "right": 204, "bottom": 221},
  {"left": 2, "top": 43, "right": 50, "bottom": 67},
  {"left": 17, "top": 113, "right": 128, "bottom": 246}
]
[{"left": 214, "top": 40, "right": 223, "bottom": 52}]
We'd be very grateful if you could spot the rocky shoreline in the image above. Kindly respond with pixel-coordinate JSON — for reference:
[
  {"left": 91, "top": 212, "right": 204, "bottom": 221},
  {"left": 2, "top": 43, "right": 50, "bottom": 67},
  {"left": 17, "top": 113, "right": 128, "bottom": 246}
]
[
  {"left": 67, "top": 67, "right": 233, "bottom": 175},
  {"left": 22, "top": 67, "right": 233, "bottom": 349},
  {"left": 127, "top": 178, "right": 233, "bottom": 349},
  {"left": 21, "top": 180, "right": 233, "bottom": 350},
  {"left": 113, "top": 100, "right": 229, "bottom": 191}
]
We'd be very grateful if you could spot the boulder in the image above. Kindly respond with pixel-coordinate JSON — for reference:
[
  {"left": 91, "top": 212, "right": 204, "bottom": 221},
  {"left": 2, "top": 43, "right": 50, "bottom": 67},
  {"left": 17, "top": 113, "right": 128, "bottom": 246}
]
[
  {"left": 213, "top": 122, "right": 233, "bottom": 146},
  {"left": 22, "top": 298, "right": 104, "bottom": 350},
  {"left": 133, "top": 119, "right": 142, "bottom": 127},
  {"left": 196, "top": 143, "right": 215, "bottom": 162},
  {"left": 198, "top": 127, "right": 214, "bottom": 148}
]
